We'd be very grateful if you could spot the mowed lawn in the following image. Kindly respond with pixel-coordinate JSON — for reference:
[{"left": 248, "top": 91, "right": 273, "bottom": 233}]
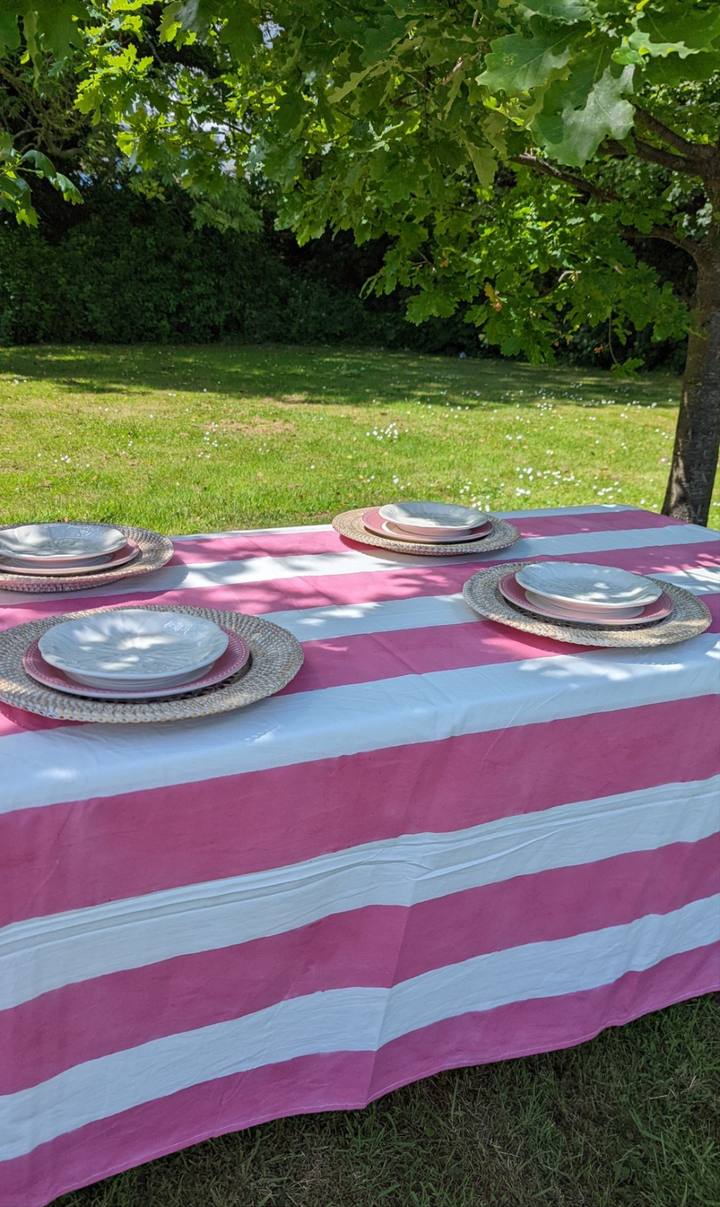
[
  {"left": 2, "top": 342, "right": 717, "bottom": 528},
  {"left": 0, "top": 344, "right": 718, "bottom": 1207}
]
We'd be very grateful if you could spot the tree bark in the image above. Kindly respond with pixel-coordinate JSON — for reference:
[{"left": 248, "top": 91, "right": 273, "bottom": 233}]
[{"left": 662, "top": 240, "right": 720, "bottom": 525}]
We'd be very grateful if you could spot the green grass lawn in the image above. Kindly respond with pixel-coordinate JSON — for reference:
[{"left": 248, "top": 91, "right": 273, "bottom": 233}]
[
  {"left": 0, "top": 343, "right": 718, "bottom": 1207},
  {"left": 2, "top": 342, "right": 717, "bottom": 529}
]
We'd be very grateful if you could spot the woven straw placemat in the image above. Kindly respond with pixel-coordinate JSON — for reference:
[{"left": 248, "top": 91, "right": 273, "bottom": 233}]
[
  {"left": 333, "top": 509, "right": 520, "bottom": 557},
  {"left": 0, "top": 605, "right": 304, "bottom": 722},
  {"left": 463, "top": 563, "right": 711, "bottom": 649},
  {"left": 0, "top": 523, "right": 173, "bottom": 593}
]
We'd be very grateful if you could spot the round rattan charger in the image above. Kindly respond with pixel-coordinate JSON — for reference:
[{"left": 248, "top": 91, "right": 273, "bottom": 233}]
[
  {"left": 0, "top": 523, "right": 173, "bottom": 593},
  {"left": 333, "top": 509, "right": 520, "bottom": 556},
  {"left": 0, "top": 605, "right": 304, "bottom": 722},
  {"left": 463, "top": 563, "right": 711, "bottom": 649}
]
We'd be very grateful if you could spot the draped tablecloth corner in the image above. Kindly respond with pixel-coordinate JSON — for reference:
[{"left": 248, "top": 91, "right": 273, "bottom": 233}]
[{"left": 1, "top": 503, "right": 719, "bottom": 1207}]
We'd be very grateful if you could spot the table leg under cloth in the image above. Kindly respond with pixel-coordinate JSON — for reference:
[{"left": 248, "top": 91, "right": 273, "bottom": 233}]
[{"left": 0, "top": 505, "right": 718, "bottom": 1206}]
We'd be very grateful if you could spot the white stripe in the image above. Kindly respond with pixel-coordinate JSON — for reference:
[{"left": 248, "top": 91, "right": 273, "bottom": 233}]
[
  {"left": 499, "top": 504, "right": 640, "bottom": 518},
  {"left": 2, "top": 776, "right": 716, "bottom": 1011},
  {"left": 654, "top": 567, "right": 720, "bottom": 595},
  {"left": 0, "top": 520, "right": 715, "bottom": 606},
  {"left": 273, "top": 591, "right": 488, "bottom": 641},
  {"left": 1, "top": 894, "right": 716, "bottom": 1160},
  {"left": 0, "top": 632, "right": 717, "bottom": 814},
  {"left": 0, "top": 572, "right": 716, "bottom": 655},
  {"left": 265, "top": 566, "right": 720, "bottom": 643}
]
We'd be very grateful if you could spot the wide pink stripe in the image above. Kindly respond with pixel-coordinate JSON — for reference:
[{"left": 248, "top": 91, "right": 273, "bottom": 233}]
[
  {"left": 0, "top": 515, "right": 698, "bottom": 639},
  {"left": 2, "top": 537, "right": 717, "bottom": 640},
  {"left": 0, "top": 702, "right": 68, "bottom": 736},
  {"left": 0, "top": 616, "right": 585, "bottom": 740},
  {"left": 170, "top": 530, "right": 340, "bottom": 563},
  {"left": 0, "top": 588, "right": 717, "bottom": 742},
  {"left": 0, "top": 585, "right": 718, "bottom": 742},
  {"left": 280, "top": 598, "right": 720, "bottom": 696},
  {"left": 2, "top": 695, "right": 717, "bottom": 926},
  {"left": 0, "top": 532, "right": 716, "bottom": 722},
  {"left": 367, "top": 944, "right": 720, "bottom": 1098},
  {"left": 4, "top": 837, "right": 716, "bottom": 1096},
  {"left": 1, "top": 522, "right": 717, "bottom": 631},
  {"left": 166, "top": 510, "right": 682, "bottom": 565},
  {"left": 289, "top": 588, "right": 718, "bottom": 694},
  {"left": 544, "top": 539, "right": 719, "bottom": 576},
  {"left": 2, "top": 943, "right": 716, "bottom": 1207},
  {"left": 512, "top": 509, "right": 683, "bottom": 538},
  {"left": 280, "top": 623, "right": 572, "bottom": 696},
  {"left": 0, "top": 517, "right": 714, "bottom": 738}
]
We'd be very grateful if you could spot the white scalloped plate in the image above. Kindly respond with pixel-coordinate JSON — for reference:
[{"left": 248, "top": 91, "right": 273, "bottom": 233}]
[
  {"left": 0, "top": 521, "right": 126, "bottom": 562},
  {"left": 38, "top": 608, "right": 229, "bottom": 684},
  {"left": 25, "top": 630, "right": 249, "bottom": 699},
  {"left": 515, "top": 561, "right": 662, "bottom": 610},
  {"left": 378, "top": 500, "right": 489, "bottom": 537},
  {"left": 362, "top": 508, "right": 491, "bottom": 544}
]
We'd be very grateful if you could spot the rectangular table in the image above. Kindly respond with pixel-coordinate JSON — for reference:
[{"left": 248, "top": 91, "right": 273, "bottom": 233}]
[{"left": 1, "top": 504, "right": 718, "bottom": 1207}]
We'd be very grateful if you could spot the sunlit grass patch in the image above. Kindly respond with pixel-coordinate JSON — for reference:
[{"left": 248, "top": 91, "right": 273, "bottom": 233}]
[{"left": 2, "top": 344, "right": 713, "bottom": 532}]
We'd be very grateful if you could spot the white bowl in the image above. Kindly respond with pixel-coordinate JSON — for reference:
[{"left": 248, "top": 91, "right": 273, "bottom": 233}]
[
  {"left": 378, "top": 501, "right": 488, "bottom": 538},
  {"left": 515, "top": 562, "right": 662, "bottom": 610},
  {"left": 0, "top": 522, "right": 126, "bottom": 562},
  {"left": 39, "top": 609, "right": 229, "bottom": 683}
]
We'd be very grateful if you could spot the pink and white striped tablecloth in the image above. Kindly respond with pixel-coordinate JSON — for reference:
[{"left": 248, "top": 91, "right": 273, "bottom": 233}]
[{"left": 1, "top": 505, "right": 719, "bottom": 1206}]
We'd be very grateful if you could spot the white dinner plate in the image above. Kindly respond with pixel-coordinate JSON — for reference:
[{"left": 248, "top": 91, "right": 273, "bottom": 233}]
[
  {"left": 0, "top": 540, "right": 140, "bottom": 577},
  {"left": 515, "top": 561, "right": 662, "bottom": 610},
  {"left": 0, "top": 522, "right": 127, "bottom": 563},
  {"left": 378, "top": 501, "right": 489, "bottom": 538},
  {"left": 38, "top": 608, "right": 229, "bottom": 685}
]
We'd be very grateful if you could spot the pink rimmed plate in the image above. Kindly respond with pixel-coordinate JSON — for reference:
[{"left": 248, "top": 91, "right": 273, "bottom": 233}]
[
  {"left": 23, "top": 627, "right": 251, "bottom": 700},
  {"left": 0, "top": 539, "right": 141, "bottom": 577},
  {"left": 362, "top": 507, "right": 492, "bottom": 544},
  {"left": 499, "top": 573, "right": 674, "bottom": 627}
]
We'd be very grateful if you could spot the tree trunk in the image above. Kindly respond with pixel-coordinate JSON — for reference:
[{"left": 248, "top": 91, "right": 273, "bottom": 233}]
[{"left": 662, "top": 242, "right": 720, "bottom": 526}]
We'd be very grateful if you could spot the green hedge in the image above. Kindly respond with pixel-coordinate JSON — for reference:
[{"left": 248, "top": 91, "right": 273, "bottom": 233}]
[
  {"left": 0, "top": 184, "right": 686, "bottom": 372},
  {"left": 0, "top": 187, "right": 484, "bottom": 352}
]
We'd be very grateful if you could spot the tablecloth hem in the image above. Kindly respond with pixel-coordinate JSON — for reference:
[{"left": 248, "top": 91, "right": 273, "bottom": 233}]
[{"left": 14, "top": 979, "right": 719, "bottom": 1207}]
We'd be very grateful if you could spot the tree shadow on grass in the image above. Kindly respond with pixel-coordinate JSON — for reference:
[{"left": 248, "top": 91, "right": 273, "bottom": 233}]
[{"left": 0, "top": 343, "right": 681, "bottom": 409}]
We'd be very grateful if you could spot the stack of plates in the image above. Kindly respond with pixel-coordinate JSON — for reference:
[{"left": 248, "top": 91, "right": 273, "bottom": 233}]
[
  {"left": 363, "top": 501, "right": 492, "bottom": 545},
  {"left": 499, "top": 562, "right": 674, "bottom": 627},
  {"left": 0, "top": 522, "right": 140, "bottom": 577},
  {"left": 23, "top": 608, "right": 251, "bottom": 700}
]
